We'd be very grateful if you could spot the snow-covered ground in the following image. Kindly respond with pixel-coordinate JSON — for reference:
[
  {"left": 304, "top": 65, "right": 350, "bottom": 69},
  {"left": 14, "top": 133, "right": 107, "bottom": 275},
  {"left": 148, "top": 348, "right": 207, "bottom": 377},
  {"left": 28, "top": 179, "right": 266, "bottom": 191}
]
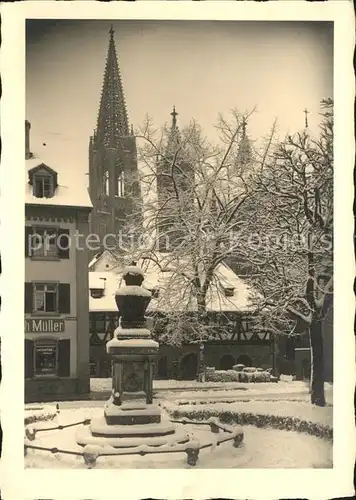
[
  {"left": 90, "top": 378, "right": 333, "bottom": 408},
  {"left": 91, "top": 377, "right": 333, "bottom": 394},
  {"left": 25, "top": 406, "right": 332, "bottom": 469}
]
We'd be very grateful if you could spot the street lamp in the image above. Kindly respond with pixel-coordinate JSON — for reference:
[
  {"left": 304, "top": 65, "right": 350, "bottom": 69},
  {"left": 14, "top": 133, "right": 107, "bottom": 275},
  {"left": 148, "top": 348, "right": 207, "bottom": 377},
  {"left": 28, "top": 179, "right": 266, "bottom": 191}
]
[{"left": 198, "top": 342, "right": 205, "bottom": 382}]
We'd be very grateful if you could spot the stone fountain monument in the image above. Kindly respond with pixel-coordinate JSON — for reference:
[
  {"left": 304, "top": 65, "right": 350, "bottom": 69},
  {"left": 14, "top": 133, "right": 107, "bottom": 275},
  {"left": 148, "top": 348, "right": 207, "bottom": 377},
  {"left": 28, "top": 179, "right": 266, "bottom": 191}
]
[{"left": 76, "top": 263, "right": 188, "bottom": 449}]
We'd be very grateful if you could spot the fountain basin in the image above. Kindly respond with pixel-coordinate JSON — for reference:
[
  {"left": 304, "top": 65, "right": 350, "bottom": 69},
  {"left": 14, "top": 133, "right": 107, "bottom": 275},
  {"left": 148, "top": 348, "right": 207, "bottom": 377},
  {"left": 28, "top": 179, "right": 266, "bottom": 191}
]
[{"left": 76, "top": 420, "right": 189, "bottom": 449}]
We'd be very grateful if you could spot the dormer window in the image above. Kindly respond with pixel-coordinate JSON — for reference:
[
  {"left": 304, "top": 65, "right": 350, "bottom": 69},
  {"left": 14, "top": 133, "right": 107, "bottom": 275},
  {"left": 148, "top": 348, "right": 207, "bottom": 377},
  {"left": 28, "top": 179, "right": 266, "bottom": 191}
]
[
  {"left": 90, "top": 288, "right": 104, "bottom": 299},
  {"left": 224, "top": 287, "right": 235, "bottom": 297},
  {"left": 34, "top": 174, "right": 54, "bottom": 198},
  {"left": 28, "top": 163, "right": 58, "bottom": 199}
]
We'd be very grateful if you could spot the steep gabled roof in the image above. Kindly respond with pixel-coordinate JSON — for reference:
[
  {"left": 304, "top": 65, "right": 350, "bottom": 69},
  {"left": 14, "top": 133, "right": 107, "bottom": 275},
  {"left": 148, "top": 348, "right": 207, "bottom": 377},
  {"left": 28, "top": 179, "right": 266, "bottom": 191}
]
[
  {"left": 88, "top": 252, "right": 257, "bottom": 314},
  {"left": 25, "top": 143, "right": 92, "bottom": 209}
]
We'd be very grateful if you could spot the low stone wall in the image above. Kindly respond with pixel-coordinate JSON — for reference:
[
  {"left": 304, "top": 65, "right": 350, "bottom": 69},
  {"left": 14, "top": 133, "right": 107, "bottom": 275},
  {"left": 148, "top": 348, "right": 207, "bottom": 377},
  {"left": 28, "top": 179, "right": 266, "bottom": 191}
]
[{"left": 25, "top": 378, "right": 89, "bottom": 403}]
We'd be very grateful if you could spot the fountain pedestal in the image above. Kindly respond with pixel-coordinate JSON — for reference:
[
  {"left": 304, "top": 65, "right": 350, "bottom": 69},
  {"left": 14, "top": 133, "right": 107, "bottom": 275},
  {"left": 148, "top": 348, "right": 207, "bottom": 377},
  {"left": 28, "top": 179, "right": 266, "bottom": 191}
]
[{"left": 76, "top": 263, "right": 188, "bottom": 449}]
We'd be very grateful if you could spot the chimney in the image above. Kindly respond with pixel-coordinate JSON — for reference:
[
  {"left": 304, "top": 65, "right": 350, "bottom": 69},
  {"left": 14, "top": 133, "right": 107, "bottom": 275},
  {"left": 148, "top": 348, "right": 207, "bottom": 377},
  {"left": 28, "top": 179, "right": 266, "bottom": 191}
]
[{"left": 25, "top": 120, "right": 32, "bottom": 159}]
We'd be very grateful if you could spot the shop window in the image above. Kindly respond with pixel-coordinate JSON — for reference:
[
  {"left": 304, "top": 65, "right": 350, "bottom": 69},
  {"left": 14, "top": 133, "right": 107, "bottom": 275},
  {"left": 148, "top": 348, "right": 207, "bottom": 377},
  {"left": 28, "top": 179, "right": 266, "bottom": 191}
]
[
  {"left": 35, "top": 339, "right": 58, "bottom": 376},
  {"left": 25, "top": 338, "right": 70, "bottom": 378}
]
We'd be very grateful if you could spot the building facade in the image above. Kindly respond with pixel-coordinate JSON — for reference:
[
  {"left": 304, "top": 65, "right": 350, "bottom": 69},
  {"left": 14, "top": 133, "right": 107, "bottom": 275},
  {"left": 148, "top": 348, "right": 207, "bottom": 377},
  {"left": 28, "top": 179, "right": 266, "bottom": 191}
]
[
  {"left": 25, "top": 122, "right": 92, "bottom": 402},
  {"left": 88, "top": 27, "right": 142, "bottom": 256}
]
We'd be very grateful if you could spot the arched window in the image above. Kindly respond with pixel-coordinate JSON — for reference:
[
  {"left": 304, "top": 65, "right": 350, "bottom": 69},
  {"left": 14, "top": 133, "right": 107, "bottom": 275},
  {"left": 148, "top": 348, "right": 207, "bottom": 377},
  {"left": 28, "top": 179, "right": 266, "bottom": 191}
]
[
  {"left": 236, "top": 354, "right": 252, "bottom": 367},
  {"left": 179, "top": 352, "right": 198, "bottom": 380},
  {"left": 103, "top": 171, "right": 109, "bottom": 196},
  {"left": 219, "top": 354, "right": 235, "bottom": 370},
  {"left": 116, "top": 172, "right": 124, "bottom": 197},
  {"left": 157, "top": 356, "right": 168, "bottom": 379}
]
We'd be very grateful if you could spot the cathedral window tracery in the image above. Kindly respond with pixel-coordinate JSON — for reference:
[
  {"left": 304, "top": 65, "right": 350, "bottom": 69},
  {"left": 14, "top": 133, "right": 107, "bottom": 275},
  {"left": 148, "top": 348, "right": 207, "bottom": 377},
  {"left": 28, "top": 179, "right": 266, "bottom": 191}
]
[
  {"left": 116, "top": 171, "right": 125, "bottom": 197},
  {"left": 103, "top": 171, "right": 109, "bottom": 196}
]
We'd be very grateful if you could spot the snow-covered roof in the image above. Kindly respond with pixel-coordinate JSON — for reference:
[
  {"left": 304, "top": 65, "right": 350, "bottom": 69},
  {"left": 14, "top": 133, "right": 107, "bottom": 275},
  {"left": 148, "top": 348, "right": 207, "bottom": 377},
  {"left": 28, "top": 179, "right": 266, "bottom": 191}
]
[
  {"left": 89, "top": 272, "right": 121, "bottom": 312},
  {"left": 89, "top": 253, "right": 257, "bottom": 314},
  {"left": 89, "top": 249, "right": 125, "bottom": 273},
  {"left": 25, "top": 140, "right": 92, "bottom": 209},
  {"left": 89, "top": 252, "right": 104, "bottom": 270}
]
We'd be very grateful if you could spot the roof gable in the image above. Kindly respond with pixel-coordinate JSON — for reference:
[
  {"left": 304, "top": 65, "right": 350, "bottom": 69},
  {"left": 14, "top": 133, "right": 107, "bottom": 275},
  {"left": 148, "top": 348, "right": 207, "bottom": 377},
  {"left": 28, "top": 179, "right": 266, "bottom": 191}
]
[{"left": 88, "top": 249, "right": 124, "bottom": 272}]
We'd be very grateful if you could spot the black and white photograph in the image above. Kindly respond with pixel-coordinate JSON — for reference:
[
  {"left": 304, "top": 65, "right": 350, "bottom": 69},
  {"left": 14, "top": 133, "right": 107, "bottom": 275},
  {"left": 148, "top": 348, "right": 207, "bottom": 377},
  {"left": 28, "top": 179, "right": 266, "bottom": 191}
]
[{"left": 0, "top": 1, "right": 354, "bottom": 499}]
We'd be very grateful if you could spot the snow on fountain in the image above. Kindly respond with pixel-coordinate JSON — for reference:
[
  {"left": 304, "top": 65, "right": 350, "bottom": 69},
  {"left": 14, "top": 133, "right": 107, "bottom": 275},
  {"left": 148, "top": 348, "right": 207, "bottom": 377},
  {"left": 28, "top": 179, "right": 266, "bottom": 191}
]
[{"left": 76, "top": 262, "right": 191, "bottom": 454}]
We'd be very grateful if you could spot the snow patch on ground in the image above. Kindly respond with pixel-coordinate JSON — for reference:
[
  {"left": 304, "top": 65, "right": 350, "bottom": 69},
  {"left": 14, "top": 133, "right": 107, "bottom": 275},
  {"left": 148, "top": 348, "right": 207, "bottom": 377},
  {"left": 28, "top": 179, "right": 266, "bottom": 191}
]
[{"left": 24, "top": 405, "right": 58, "bottom": 424}]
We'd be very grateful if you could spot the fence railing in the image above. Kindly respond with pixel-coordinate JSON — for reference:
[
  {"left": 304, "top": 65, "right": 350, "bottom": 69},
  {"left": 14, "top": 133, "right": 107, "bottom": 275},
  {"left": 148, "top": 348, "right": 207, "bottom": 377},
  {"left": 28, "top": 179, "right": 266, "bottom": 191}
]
[{"left": 24, "top": 416, "right": 244, "bottom": 467}]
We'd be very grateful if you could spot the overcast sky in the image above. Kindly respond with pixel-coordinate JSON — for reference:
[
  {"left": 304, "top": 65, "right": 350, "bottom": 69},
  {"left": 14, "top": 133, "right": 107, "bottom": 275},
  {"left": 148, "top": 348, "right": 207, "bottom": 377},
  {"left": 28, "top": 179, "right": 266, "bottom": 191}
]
[{"left": 26, "top": 20, "right": 333, "bottom": 183}]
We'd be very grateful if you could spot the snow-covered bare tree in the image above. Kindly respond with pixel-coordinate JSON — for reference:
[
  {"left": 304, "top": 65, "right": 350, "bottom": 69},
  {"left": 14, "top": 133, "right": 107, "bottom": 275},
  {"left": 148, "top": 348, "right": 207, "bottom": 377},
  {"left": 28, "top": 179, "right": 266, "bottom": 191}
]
[
  {"left": 245, "top": 99, "right": 333, "bottom": 406},
  {"left": 117, "top": 108, "right": 261, "bottom": 351}
]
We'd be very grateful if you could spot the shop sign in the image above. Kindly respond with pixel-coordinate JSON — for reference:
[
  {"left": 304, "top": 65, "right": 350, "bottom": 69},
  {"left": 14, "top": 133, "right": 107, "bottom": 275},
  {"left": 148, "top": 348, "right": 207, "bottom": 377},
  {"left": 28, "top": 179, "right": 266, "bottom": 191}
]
[{"left": 25, "top": 318, "right": 65, "bottom": 333}]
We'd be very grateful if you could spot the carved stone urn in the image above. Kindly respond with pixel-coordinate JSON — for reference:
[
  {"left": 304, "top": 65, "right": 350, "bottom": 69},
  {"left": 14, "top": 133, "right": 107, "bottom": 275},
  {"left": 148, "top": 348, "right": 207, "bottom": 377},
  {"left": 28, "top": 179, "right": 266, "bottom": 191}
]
[{"left": 114, "top": 265, "right": 151, "bottom": 329}]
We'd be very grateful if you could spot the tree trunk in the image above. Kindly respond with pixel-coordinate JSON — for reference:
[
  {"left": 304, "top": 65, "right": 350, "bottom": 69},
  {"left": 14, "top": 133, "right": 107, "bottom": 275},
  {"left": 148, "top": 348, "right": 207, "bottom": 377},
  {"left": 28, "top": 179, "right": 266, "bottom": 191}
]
[
  {"left": 309, "top": 316, "right": 325, "bottom": 406},
  {"left": 196, "top": 292, "right": 207, "bottom": 382}
]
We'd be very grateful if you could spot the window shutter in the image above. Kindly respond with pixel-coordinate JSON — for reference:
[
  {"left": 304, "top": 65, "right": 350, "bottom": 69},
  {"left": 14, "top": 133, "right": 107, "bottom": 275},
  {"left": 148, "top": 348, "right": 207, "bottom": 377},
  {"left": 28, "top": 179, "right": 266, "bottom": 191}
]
[
  {"left": 58, "top": 283, "right": 70, "bottom": 314},
  {"left": 57, "top": 229, "right": 70, "bottom": 259},
  {"left": 25, "top": 282, "right": 33, "bottom": 313},
  {"left": 58, "top": 339, "right": 70, "bottom": 377},
  {"left": 25, "top": 226, "right": 33, "bottom": 257},
  {"left": 25, "top": 339, "right": 34, "bottom": 378}
]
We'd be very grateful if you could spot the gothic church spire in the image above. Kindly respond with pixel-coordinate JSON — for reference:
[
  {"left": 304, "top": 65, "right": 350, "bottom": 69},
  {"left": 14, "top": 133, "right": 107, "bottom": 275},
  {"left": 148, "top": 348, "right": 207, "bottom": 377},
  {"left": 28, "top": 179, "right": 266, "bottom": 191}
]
[
  {"left": 96, "top": 26, "right": 129, "bottom": 147},
  {"left": 166, "top": 105, "right": 181, "bottom": 153},
  {"left": 236, "top": 116, "right": 253, "bottom": 167}
]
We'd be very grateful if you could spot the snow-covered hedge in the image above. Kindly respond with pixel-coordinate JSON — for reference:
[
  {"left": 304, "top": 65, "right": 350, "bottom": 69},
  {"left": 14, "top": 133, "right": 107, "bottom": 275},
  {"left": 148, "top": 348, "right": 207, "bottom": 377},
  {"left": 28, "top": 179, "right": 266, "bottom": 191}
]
[
  {"left": 25, "top": 406, "right": 57, "bottom": 426},
  {"left": 170, "top": 407, "right": 332, "bottom": 441},
  {"left": 205, "top": 368, "right": 278, "bottom": 383},
  {"left": 232, "top": 364, "right": 244, "bottom": 372},
  {"left": 206, "top": 370, "right": 240, "bottom": 382}
]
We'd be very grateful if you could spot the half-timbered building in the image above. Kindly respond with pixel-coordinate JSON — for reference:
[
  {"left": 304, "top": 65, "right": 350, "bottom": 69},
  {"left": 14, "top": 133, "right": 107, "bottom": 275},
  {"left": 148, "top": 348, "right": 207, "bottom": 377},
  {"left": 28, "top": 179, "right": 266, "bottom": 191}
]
[{"left": 88, "top": 250, "right": 276, "bottom": 379}]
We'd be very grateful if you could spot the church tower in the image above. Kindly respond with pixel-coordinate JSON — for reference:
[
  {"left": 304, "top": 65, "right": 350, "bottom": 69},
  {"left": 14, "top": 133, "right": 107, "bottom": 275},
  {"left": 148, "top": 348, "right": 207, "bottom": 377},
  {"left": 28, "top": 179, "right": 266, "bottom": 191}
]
[
  {"left": 156, "top": 107, "right": 194, "bottom": 252},
  {"left": 235, "top": 116, "right": 253, "bottom": 169},
  {"left": 89, "top": 27, "right": 142, "bottom": 254}
]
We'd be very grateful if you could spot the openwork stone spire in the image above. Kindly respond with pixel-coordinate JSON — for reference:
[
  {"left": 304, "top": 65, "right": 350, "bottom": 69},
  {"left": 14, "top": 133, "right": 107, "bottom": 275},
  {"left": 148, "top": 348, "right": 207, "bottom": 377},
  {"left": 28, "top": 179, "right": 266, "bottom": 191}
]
[
  {"left": 236, "top": 116, "right": 253, "bottom": 167},
  {"left": 96, "top": 26, "right": 129, "bottom": 147}
]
